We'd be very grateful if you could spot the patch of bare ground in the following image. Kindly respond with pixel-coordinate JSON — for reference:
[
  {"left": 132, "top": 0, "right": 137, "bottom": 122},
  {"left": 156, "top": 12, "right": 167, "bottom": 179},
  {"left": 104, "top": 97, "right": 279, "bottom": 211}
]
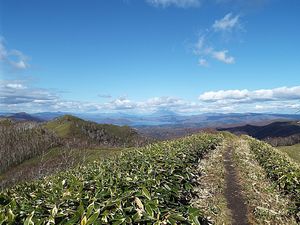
[
  {"left": 224, "top": 147, "right": 249, "bottom": 225},
  {"left": 233, "top": 138, "right": 297, "bottom": 225},
  {"left": 192, "top": 139, "right": 232, "bottom": 224}
]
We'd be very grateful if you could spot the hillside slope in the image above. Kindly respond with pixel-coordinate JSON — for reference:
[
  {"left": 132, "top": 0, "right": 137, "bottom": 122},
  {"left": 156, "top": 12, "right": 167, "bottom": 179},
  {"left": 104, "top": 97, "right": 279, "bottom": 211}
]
[
  {"left": 0, "top": 133, "right": 221, "bottom": 224},
  {"left": 219, "top": 121, "right": 300, "bottom": 139},
  {"left": 218, "top": 121, "right": 300, "bottom": 146},
  {"left": 278, "top": 143, "right": 300, "bottom": 163},
  {"left": 44, "top": 115, "right": 145, "bottom": 147},
  {"left": 1, "top": 133, "right": 299, "bottom": 224},
  {"left": 0, "top": 119, "right": 61, "bottom": 174},
  {"left": 0, "top": 116, "right": 147, "bottom": 188}
]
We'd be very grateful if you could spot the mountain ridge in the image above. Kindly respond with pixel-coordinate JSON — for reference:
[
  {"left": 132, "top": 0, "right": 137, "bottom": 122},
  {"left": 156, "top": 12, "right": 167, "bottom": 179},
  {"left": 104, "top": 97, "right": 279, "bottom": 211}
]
[{"left": 2, "top": 111, "right": 300, "bottom": 127}]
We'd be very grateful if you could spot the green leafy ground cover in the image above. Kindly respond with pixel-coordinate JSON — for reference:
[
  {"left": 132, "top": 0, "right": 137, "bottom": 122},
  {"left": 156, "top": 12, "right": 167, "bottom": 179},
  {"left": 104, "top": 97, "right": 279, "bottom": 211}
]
[
  {"left": 248, "top": 138, "right": 300, "bottom": 221},
  {"left": 0, "top": 133, "right": 222, "bottom": 224}
]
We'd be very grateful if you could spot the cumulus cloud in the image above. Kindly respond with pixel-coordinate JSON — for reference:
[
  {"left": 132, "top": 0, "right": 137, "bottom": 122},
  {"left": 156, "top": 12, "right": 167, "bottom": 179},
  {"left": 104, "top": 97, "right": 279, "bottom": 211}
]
[
  {"left": 212, "top": 13, "right": 240, "bottom": 32},
  {"left": 2, "top": 79, "right": 299, "bottom": 114},
  {"left": 0, "top": 38, "right": 30, "bottom": 70},
  {"left": 199, "top": 89, "right": 248, "bottom": 101},
  {"left": 103, "top": 96, "right": 191, "bottom": 112},
  {"left": 5, "top": 83, "right": 26, "bottom": 90},
  {"left": 146, "top": 96, "right": 182, "bottom": 106},
  {"left": 0, "top": 80, "right": 58, "bottom": 105},
  {"left": 197, "top": 86, "right": 300, "bottom": 114},
  {"left": 0, "top": 80, "right": 198, "bottom": 113},
  {"left": 108, "top": 97, "right": 137, "bottom": 110},
  {"left": 143, "top": 96, "right": 187, "bottom": 109},
  {"left": 146, "top": 0, "right": 201, "bottom": 8},
  {"left": 0, "top": 80, "right": 106, "bottom": 112},
  {"left": 199, "top": 86, "right": 300, "bottom": 103}
]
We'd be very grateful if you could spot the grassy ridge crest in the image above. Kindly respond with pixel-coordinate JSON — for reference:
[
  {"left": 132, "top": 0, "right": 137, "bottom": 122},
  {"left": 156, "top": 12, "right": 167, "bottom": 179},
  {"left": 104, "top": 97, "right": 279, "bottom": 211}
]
[
  {"left": 44, "top": 115, "right": 144, "bottom": 147},
  {"left": 0, "top": 133, "right": 222, "bottom": 224},
  {"left": 248, "top": 137, "right": 300, "bottom": 221}
]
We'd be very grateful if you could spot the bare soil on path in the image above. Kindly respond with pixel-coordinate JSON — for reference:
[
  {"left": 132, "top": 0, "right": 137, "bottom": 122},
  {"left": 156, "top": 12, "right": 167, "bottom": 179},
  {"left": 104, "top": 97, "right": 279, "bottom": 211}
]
[{"left": 224, "top": 147, "right": 250, "bottom": 225}]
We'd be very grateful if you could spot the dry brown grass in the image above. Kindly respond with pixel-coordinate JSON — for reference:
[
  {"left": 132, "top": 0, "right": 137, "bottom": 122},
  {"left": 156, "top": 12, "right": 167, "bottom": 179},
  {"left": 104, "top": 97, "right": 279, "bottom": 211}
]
[
  {"left": 233, "top": 137, "right": 297, "bottom": 225},
  {"left": 192, "top": 138, "right": 232, "bottom": 225}
]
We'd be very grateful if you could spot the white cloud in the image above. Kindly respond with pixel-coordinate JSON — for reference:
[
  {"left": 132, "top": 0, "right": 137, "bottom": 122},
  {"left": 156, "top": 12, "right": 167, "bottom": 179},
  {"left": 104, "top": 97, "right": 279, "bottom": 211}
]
[
  {"left": 192, "top": 12, "right": 243, "bottom": 66},
  {"left": 108, "top": 97, "right": 137, "bottom": 110},
  {"left": 146, "top": 0, "right": 201, "bottom": 8},
  {"left": 0, "top": 80, "right": 197, "bottom": 113},
  {"left": 0, "top": 80, "right": 58, "bottom": 105},
  {"left": 0, "top": 38, "right": 30, "bottom": 70},
  {"left": 2, "top": 79, "right": 300, "bottom": 114},
  {"left": 211, "top": 50, "right": 235, "bottom": 64},
  {"left": 10, "top": 60, "right": 28, "bottom": 70},
  {"left": 104, "top": 96, "right": 191, "bottom": 112},
  {"left": 199, "top": 89, "right": 248, "bottom": 101},
  {"left": 199, "top": 86, "right": 300, "bottom": 103},
  {"left": 5, "top": 83, "right": 26, "bottom": 89},
  {"left": 213, "top": 13, "right": 240, "bottom": 32},
  {"left": 143, "top": 96, "right": 186, "bottom": 108},
  {"left": 193, "top": 35, "right": 235, "bottom": 64}
]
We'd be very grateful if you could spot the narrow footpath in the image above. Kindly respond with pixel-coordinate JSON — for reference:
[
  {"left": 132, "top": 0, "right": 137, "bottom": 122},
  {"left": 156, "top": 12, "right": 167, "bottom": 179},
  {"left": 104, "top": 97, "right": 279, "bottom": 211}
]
[{"left": 223, "top": 147, "right": 249, "bottom": 225}]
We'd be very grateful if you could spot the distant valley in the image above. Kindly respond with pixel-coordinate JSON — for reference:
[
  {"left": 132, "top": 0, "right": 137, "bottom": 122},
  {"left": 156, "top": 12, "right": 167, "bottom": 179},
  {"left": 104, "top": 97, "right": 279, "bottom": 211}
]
[{"left": 2, "top": 111, "right": 300, "bottom": 140}]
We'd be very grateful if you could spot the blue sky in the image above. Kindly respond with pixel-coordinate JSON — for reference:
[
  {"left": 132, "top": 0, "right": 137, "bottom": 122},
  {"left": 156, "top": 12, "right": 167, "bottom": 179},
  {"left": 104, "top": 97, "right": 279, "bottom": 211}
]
[{"left": 1, "top": 0, "right": 300, "bottom": 114}]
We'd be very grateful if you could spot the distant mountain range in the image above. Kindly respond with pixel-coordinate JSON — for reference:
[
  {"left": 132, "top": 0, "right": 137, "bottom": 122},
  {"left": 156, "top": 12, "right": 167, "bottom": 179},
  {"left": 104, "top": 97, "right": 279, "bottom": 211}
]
[
  {"left": 1, "top": 111, "right": 300, "bottom": 128},
  {"left": 0, "top": 112, "right": 44, "bottom": 122}
]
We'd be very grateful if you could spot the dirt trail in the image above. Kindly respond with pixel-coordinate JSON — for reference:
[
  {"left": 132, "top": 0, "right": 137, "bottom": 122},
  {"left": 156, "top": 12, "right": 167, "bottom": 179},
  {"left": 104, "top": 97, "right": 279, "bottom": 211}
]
[{"left": 224, "top": 147, "right": 249, "bottom": 225}]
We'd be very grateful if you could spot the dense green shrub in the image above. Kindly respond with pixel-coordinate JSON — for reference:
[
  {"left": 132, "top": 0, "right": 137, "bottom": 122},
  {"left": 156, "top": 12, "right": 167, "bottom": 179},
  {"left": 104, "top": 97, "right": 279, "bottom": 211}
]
[{"left": 0, "top": 133, "right": 222, "bottom": 224}]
